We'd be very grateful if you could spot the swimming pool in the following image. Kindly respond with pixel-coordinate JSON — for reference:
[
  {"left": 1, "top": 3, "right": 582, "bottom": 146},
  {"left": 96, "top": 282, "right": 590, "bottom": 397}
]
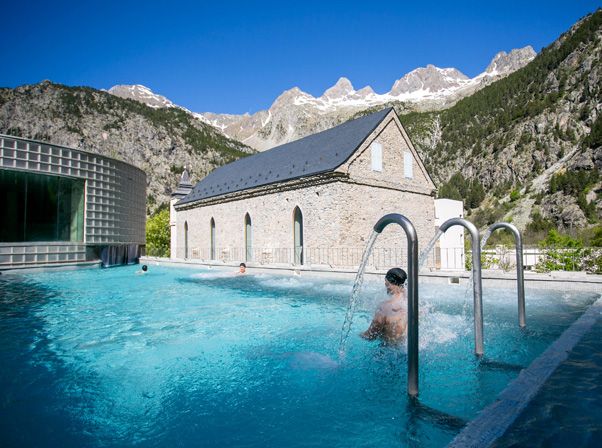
[{"left": 0, "top": 265, "right": 598, "bottom": 447}]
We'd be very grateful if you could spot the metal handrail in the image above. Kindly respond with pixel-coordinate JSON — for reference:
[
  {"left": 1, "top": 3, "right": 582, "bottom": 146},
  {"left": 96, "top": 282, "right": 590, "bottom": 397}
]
[
  {"left": 373, "top": 213, "right": 419, "bottom": 397},
  {"left": 439, "top": 218, "right": 484, "bottom": 356},
  {"left": 486, "top": 222, "right": 526, "bottom": 327}
]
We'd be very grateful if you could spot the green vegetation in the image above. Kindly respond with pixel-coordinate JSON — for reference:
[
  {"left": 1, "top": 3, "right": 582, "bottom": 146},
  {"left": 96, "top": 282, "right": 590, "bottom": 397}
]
[
  {"left": 49, "top": 82, "right": 252, "bottom": 161},
  {"left": 583, "top": 113, "right": 602, "bottom": 149},
  {"left": 170, "top": 165, "right": 185, "bottom": 175},
  {"left": 468, "top": 202, "right": 508, "bottom": 229},
  {"left": 549, "top": 168, "right": 600, "bottom": 221},
  {"left": 525, "top": 210, "right": 556, "bottom": 243},
  {"left": 590, "top": 226, "right": 602, "bottom": 247},
  {"left": 399, "top": 9, "right": 602, "bottom": 203},
  {"left": 534, "top": 229, "right": 602, "bottom": 274},
  {"left": 437, "top": 173, "right": 485, "bottom": 209},
  {"left": 146, "top": 207, "right": 170, "bottom": 258}
]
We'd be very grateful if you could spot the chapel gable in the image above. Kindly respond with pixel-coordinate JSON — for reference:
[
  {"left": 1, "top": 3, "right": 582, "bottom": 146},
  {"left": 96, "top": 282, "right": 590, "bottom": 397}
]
[{"left": 338, "top": 110, "right": 435, "bottom": 194}]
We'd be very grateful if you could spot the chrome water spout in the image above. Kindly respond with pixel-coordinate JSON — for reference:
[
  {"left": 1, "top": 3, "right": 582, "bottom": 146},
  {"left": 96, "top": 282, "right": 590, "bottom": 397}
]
[
  {"left": 373, "top": 213, "right": 419, "bottom": 397},
  {"left": 486, "top": 222, "right": 526, "bottom": 327},
  {"left": 439, "top": 218, "right": 484, "bottom": 356}
]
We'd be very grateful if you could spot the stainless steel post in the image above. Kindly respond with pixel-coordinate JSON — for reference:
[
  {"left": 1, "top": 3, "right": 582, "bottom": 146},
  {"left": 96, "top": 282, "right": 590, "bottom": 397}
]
[
  {"left": 439, "top": 218, "right": 484, "bottom": 356},
  {"left": 373, "top": 213, "right": 419, "bottom": 397},
  {"left": 487, "top": 222, "right": 526, "bottom": 327}
]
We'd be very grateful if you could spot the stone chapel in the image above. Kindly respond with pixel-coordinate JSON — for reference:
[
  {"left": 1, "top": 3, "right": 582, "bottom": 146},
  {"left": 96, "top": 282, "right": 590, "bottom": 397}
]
[{"left": 170, "top": 108, "right": 437, "bottom": 267}]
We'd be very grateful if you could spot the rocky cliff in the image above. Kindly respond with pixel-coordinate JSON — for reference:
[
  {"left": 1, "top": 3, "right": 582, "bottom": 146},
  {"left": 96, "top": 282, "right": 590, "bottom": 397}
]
[
  {"left": 0, "top": 81, "right": 254, "bottom": 214},
  {"left": 399, "top": 10, "right": 602, "bottom": 235}
]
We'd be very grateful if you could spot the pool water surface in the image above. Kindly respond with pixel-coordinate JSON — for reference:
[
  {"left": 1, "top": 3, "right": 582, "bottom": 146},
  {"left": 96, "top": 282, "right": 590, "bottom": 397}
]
[{"left": 0, "top": 265, "right": 598, "bottom": 447}]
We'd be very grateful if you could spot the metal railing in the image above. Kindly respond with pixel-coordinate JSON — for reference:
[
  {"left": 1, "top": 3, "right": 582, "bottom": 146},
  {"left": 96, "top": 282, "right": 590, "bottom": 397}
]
[{"left": 185, "top": 245, "right": 602, "bottom": 273}]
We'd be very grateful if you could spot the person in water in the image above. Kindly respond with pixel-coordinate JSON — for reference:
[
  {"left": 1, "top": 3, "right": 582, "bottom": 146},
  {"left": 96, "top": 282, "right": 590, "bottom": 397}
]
[
  {"left": 136, "top": 265, "right": 148, "bottom": 275},
  {"left": 361, "top": 268, "right": 408, "bottom": 343},
  {"left": 238, "top": 263, "right": 247, "bottom": 275}
]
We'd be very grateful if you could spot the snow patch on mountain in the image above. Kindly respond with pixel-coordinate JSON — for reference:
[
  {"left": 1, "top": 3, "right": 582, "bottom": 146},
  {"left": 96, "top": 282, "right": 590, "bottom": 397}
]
[
  {"left": 107, "top": 84, "right": 176, "bottom": 109},
  {"left": 107, "top": 46, "right": 536, "bottom": 151}
]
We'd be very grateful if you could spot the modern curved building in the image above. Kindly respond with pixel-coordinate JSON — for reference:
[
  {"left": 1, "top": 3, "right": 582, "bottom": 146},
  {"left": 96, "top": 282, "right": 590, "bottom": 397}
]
[{"left": 0, "top": 134, "right": 146, "bottom": 270}]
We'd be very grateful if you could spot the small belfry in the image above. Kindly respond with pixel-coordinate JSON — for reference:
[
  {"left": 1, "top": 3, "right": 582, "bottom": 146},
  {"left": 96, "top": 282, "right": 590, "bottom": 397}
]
[{"left": 170, "top": 167, "right": 193, "bottom": 259}]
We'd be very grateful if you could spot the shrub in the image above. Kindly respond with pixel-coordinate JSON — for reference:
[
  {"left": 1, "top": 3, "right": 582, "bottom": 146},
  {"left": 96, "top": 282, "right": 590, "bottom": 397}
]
[
  {"left": 535, "top": 229, "right": 602, "bottom": 273},
  {"left": 146, "top": 208, "right": 170, "bottom": 257}
]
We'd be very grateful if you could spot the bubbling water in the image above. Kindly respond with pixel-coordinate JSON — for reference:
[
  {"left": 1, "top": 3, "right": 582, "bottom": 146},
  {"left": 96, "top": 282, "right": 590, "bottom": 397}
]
[{"left": 337, "top": 230, "right": 379, "bottom": 357}]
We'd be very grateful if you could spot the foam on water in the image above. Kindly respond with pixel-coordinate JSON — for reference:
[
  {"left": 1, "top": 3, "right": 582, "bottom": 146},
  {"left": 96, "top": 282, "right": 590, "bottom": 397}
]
[{"left": 190, "top": 271, "right": 233, "bottom": 280}]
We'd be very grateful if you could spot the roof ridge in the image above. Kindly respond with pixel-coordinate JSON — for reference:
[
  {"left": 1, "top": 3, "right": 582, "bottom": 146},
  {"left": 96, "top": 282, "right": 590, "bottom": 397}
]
[{"left": 177, "top": 107, "right": 393, "bottom": 205}]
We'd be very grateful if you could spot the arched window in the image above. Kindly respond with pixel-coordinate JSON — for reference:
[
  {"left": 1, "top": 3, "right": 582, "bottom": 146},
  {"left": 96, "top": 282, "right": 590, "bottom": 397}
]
[
  {"left": 293, "top": 206, "right": 303, "bottom": 265},
  {"left": 184, "top": 221, "right": 189, "bottom": 259},
  {"left": 210, "top": 218, "right": 216, "bottom": 260},
  {"left": 245, "top": 213, "right": 252, "bottom": 262}
]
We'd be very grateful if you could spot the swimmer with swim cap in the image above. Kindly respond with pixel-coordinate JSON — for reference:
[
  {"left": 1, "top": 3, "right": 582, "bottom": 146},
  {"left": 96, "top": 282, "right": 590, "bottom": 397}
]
[{"left": 361, "top": 267, "right": 408, "bottom": 343}]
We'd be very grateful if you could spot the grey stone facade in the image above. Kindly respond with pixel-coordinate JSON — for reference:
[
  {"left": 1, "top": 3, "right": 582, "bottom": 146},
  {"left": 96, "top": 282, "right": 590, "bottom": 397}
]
[
  {"left": 172, "top": 110, "right": 436, "bottom": 269},
  {"left": 1, "top": 134, "right": 146, "bottom": 269}
]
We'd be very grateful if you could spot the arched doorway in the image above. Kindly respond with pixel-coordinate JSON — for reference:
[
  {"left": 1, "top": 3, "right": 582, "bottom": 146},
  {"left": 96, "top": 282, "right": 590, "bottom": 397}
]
[
  {"left": 245, "top": 213, "right": 252, "bottom": 262},
  {"left": 184, "top": 221, "right": 189, "bottom": 259},
  {"left": 293, "top": 207, "right": 303, "bottom": 265},
  {"left": 210, "top": 218, "right": 216, "bottom": 260}
]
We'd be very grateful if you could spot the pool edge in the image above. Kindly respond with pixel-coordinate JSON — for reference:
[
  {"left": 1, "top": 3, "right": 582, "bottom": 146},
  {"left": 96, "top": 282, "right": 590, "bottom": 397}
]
[{"left": 447, "top": 295, "right": 602, "bottom": 448}]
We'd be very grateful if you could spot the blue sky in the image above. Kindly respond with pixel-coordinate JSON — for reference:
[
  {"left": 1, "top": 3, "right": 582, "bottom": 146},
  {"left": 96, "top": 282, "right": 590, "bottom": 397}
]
[{"left": 1, "top": 1, "right": 599, "bottom": 114}]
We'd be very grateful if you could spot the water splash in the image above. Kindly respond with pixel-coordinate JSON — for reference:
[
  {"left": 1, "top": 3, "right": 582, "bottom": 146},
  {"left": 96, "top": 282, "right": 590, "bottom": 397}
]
[
  {"left": 418, "top": 229, "right": 444, "bottom": 271},
  {"left": 460, "top": 227, "right": 493, "bottom": 319},
  {"left": 480, "top": 227, "right": 494, "bottom": 251},
  {"left": 337, "top": 230, "right": 379, "bottom": 357},
  {"left": 461, "top": 269, "right": 474, "bottom": 319}
]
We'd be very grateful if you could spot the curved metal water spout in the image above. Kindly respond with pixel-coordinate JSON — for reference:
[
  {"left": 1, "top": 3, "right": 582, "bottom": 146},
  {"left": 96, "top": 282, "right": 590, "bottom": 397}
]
[
  {"left": 486, "top": 222, "right": 526, "bottom": 327},
  {"left": 439, "top": 218, "right": 484, "bottom": 356},
  {"left": 373, "top": 213, "right": 419, "bottom": 397}
]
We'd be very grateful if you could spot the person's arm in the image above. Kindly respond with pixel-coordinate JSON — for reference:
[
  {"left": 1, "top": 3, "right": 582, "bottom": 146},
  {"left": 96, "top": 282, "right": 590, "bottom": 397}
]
[{"left": 361, "top": 312, "right": 384, "bottom": 340}]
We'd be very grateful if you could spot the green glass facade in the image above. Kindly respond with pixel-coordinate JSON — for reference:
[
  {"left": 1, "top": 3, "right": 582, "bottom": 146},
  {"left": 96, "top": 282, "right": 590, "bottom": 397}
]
[{"left": 0, "top": 169, "right": 85, "bottom": 242}]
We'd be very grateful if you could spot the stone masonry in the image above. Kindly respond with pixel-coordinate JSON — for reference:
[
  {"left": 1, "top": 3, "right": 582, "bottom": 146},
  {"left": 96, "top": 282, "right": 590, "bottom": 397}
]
[{"left": 173, "top": 110, "right": 436, "bottom": 269}]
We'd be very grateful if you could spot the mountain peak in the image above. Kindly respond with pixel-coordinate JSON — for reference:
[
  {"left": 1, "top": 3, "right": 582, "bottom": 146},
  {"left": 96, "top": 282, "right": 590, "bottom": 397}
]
[
  {"left": 107, "top": 84, "right": 175, "bottom": 109},
  {"left": 485, "top": 46, "right": 536, "bottom": 75},
  {"left": 389, "top": 65, "right": 469, "bottom": 96},
  {"left": 271, "top": 86, "right": 313, "bottom": 108},
  {"left": 322, "top": 77, "right": 355, "bottom": 99}
]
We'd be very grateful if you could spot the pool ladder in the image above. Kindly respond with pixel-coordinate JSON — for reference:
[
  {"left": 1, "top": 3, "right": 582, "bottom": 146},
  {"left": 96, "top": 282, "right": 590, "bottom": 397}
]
[{"left": 372, "top": 214, "right": 526, "bottom": 397}]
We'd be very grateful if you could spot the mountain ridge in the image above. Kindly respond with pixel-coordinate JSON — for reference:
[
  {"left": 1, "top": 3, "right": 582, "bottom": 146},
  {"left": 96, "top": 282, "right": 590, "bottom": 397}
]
[{"left": 108, "top": 46, "right": 536, "bottom": 151}]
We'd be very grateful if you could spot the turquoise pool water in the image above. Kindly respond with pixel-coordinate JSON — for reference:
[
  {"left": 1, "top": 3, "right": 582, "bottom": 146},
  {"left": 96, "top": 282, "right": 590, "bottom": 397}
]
[{"left": 0, "top": 265, "right": 598, "bottom": 447}]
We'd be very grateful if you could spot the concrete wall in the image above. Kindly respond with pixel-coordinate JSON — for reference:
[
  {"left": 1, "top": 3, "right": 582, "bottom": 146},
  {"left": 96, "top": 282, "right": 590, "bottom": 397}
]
[
  {"left": 0, "top": 134, "right": 146, "bottom": 269},
  {"left": 434, "top": 198, "right": 465, "bottom": 270}
]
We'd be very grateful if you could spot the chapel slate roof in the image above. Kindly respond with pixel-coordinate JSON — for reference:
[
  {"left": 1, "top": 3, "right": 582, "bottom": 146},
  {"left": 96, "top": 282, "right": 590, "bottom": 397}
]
[{"left": 177, "top": 107, "right": 392, "bottom": 205}]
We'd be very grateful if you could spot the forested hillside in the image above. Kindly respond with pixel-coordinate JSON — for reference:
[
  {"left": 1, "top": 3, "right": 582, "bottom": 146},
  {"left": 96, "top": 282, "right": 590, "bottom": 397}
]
[
  {"left": 399, "top": 9, "right": 602, "bottom": 241},
  {"left": 0, "top": 81, "right": 254, "bottom": 214}
]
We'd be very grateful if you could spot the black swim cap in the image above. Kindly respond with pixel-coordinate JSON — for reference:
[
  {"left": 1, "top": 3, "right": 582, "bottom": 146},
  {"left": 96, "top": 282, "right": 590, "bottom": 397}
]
[{"left": 385, "top": 268, "right": 407, "bottom": 286}]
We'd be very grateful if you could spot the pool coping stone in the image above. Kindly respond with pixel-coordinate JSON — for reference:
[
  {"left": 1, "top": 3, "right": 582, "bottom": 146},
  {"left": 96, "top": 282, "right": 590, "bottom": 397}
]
[{"left": 447, "top": 296, "right": 602, "bottom": 448}]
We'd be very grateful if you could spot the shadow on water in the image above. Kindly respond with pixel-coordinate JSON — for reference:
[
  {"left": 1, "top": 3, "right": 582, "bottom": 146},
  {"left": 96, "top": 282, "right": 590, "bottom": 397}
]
[
  {"left": 407, "top": 397, "right": 467, "bottom": 431},
  {"left": 478, "top": 358, "right": 524, "bottom": 373},
  {"left": 0, "top": 275, "right": 57, "bottom": 313},
  {"left": 0, "top": 275, "right": 96, "bottom": 448}
]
